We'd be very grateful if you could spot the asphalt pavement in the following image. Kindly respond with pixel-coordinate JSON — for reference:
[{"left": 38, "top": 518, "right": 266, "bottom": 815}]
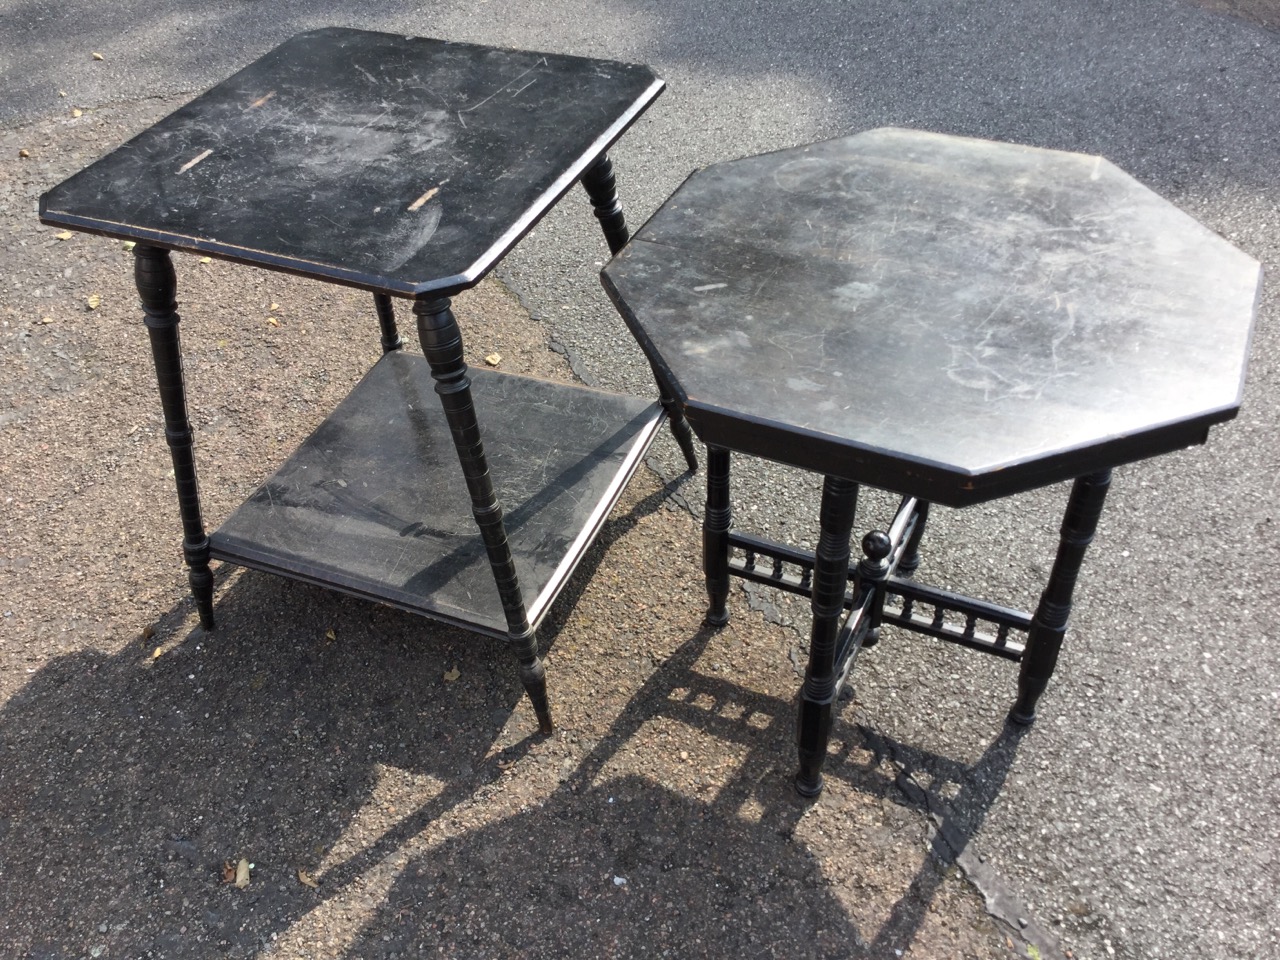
[{"left": 3, "top": 2, "right": 1278, "bottom": 958}]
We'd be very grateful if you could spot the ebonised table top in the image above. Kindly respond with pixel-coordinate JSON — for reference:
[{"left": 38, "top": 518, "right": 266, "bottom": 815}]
[
  {"left": 39, "top": 27, "right": 663, "bottom": 297},
  {"left": 603, "top": 128, "right": 1262, "bottom": 505}
]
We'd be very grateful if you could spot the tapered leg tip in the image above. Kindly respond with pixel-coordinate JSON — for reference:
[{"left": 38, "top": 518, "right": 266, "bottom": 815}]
[
  {"left": 1007, "top": 704, "right": 1037, "bottom": 726},
  {"left": 705, "top": 608, "right": 729, "bottom": 628},
  {"left": 794, "top": 773, "right": 824, "bottom": 798}
]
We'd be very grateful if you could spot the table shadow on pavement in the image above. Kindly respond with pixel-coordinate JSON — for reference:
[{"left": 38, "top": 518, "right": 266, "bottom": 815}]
[
  {"left": 336, "top": 623, "right": 1028, "bottom": 959},
  {"left": 0, "top": 469, "right": 680, "bottom": 958},
  {"left": 0, "top": 562, "right": 535, "bottom": 957},
  {"left": 0, "top": 472, "right": 1024, "bottom": 958}
]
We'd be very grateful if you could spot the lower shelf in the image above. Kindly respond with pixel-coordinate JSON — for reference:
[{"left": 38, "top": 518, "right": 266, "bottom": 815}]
[{"left": 209, "top": 351, "right": 663, "bottom": 637}]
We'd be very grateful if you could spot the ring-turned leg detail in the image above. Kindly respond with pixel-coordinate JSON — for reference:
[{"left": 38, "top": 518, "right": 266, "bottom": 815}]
[
  {"left": 1010, "top": 469, "right": 1112, "bottom": 725},
  {"left": 135, "top": 245, "right": 215, "bottom": 629},
  {"left": 580, "top": 153, "right": 630, "bottom": 256},
  {"left": 796, "top": 476, "right": 859, "bottom": 798},
  {"left": 414, "top": 297, "right": 551, "bottom": 734},
  {"left": 703, "top": 447, "right": 732, "bottom": 627}
]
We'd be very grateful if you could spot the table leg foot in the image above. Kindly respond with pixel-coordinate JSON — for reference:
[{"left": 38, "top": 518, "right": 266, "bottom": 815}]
[
  {"left": 794, "top": 767, "right": 825, "bottom": 799},
  {"left": 511, "top": 630, "right": 552, "bottom": 735},
  {"left": 186, "top": 541, "right": 215, "bottom": 630},
  {"left": 664, "top": 392, "right": 700, "bottom": 473},
  {"left": 794, "top": 476, "right": 859, "bottom": 798},
  {"left": 703, "top": 447, "right": 732, "bottom": 626},
  {"left": 1009, "top": 470, "right": 1111, "bottom": 725}
]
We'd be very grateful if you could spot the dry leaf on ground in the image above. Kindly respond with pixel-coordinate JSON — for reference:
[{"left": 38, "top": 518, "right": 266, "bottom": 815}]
[
  {"left": 443, "top": 665, "right": 461, "bottom": 682},
  {"left": 297, "top": 869, "right": 320, "bottom": 889},
  {"left": 234, "top": 859, "right": 251, "bottom": 888}
]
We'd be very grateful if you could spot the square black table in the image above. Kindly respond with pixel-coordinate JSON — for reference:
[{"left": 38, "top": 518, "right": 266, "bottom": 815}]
[
  {"left": 602, "top": 128, "right": 1261, "bottom": 795},
  {"left": 39, "top": 27, "right": 699, "bottom": 735}
]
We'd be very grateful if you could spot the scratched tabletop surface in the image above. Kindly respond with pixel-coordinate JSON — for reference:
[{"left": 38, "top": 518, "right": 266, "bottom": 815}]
[
  {"left": 603, "top": 128, "right": 1262, "bottom": 505},
  {"left": 38, "top": 27, "right": 663, "bottom": 297}
]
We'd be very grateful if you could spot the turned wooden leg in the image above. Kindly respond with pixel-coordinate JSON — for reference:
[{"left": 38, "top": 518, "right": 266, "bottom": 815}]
[
  {"left": 373, "top": 293, "right": 404, "bottom": 353},
  {"left": 582, "top": 153, "right": 698, "bottom": 472},
  {"left": 413, "top": 297, "right": 551, "bottom": 734},
  {"left": 898, "top": 499, "right": 931, "bottom": 576},
  {"left": 703, "top": 446, "right": 732, "bottom": 627},
  {"left": 134, "top": 245, "right": 214, "bottom": 629},
  {"left": 1009, "top": 470, "right": 1112, "bottom": 725},
  {"left": 580, "top": 153, "right": 631, "bottom": 256},
  {"left": 796, "top": 476, "right": 859, "bottom": 797}
]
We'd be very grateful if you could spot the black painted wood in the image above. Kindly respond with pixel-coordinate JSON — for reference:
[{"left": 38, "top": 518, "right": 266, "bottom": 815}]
[
  {"left": 40, "top": 28, "right": 664, "bottom": 298},
  {"left": 898, "top": 500, "right": 930, "bottom": 576},
  {"left": 581, "top": 154, "right": 630, "bottom": 256},
  {"left": 1010, "top": 469, "right": 1112, "bottom": 725},
  {"left": 703, "top": 447, "right": 732, "bottom": 626},
  {"left": 602, "top": 128, "right": 1261, "bottom": 506},
  {"left": 601, "top": 129, "right": 1260, "bottom": 795},
  {"left": 414, "top": 297, "right": 551, "bottom": 735},
  {"left": 208, "top": 353, "right": 663, "bottom": 638},
  {"left": 855, "top": 529, "right": 893, "bottom": 649},
  {"left": 415, "top": 298, "right": 531, "bottom": 639},
  {"left": 581, "top": 154, "right": 699, "bottom": 472},
  {"left": 43, "top": 28, "right": 672, "bottom": 739},
  {"left": 795, "top": 475, "right": 859, "bottom": 797},
  {"left": 373, "top": 293, "right": 403, "bottom": 353},
  {"left": 723, "top": 529, "right": 1033, "bottom": 658},
  {"left": 134, "top": 246, "right": 216, "bottom": 629}
]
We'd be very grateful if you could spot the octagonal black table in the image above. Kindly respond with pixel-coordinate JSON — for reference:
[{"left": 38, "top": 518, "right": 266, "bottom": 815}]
[
  {"left": 39, "top": 27, "right": 699, "bottom": 735},
  {"left": 602, "top": 127, "right": 1262, "bottom": 796}
]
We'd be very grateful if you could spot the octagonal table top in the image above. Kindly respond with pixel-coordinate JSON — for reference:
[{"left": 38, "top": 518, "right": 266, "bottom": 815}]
[
  {"left": 39, "top": 28, "right": 663, "bottom": 298},
  {"left": 602, "top": 128, "right": 1262, "bottom": 505}
]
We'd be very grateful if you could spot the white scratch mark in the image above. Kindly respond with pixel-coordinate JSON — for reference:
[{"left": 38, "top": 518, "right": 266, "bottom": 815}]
[
  {"left": 407, "top": 181, "right": 447, "bottom": 212},
  {"left": 457, "top": 60, "right": 545, "bottom": 116},
  {"left": 177, "top": 149, "right": 213, "bottom": 174},
  {"left": 693, "top": 283, "right": 727, "bottom": 292},
  {"left": 359, "top": 105, "right": 393, "bottom": 132},
  {"left": 354, "top": 63, "right": 378, "bottom": 84},
  {"left": 511, "top": 78, "right": 538, "bottom": 98},
  {"left": 1090, "top": 156, "right": 1103, "bottom": 180}
]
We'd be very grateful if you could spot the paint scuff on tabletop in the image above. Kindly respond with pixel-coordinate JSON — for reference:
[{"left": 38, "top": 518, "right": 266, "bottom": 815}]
[{"left": 177, "top": 149, "right": 212, "bottom": 174}]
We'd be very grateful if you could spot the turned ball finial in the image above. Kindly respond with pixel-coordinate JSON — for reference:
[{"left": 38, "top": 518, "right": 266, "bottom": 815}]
[{"left": 862, "top": 530, "right": 892, "bottom": 562}]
